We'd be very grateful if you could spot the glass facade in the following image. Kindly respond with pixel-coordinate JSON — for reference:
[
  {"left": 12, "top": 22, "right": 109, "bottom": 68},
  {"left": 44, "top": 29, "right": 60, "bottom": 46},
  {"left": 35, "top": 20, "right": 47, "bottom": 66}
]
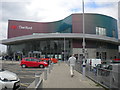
[
  {"left": 56, "top": 15, "right": 72, "bottom": 33},
  {"left": 8, "top": 39, "right": 72, "bottom": 60},
  {"left": 7, "top": 38, "right": 119, "bottom": 60}
]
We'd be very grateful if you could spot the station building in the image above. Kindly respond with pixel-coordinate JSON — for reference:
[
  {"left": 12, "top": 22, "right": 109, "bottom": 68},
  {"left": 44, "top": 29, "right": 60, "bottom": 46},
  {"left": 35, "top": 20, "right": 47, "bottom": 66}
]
[{"left": 1, "top": 13, "right": 120, "bottom": 61}]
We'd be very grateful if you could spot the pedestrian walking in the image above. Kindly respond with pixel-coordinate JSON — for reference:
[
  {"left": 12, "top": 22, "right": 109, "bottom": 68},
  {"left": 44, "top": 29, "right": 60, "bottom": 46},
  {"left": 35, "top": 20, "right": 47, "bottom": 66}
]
[
  {"left": 68, "top": 54, "right": 76, "bottom": 77},
  {"left": 17, "top": 55, "right": 20, "bottom": 61}
]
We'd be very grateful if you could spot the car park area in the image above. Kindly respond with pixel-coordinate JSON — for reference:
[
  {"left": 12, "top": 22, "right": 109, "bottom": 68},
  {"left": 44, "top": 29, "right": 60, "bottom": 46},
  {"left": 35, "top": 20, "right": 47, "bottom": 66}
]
[{"left": 1, "top": 60, "right": 44, "bottom": 89}]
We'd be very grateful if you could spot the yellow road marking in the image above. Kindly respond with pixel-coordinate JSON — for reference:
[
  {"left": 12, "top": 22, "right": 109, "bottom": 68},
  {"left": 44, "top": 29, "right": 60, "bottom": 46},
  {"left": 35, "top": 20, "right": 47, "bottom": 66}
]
[{"left": 20, "top": 83, "right": 29, "bottom": 87}]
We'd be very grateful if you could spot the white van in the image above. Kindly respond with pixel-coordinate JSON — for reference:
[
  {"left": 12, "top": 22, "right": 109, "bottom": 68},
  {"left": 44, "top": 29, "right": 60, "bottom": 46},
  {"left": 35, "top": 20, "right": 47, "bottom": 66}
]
[{"left": 86, "top": 59, "right": 101, "bottom": 67}]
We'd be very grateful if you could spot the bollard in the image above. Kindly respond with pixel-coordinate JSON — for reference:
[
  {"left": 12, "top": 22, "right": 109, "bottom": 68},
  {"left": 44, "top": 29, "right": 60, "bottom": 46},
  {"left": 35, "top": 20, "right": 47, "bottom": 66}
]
[
  {"left": 48, "top": 65, "right": 51, "bottom": 73},
  {"left": 51, "top": 63, "right": 53, "bottom": 70},
  {"left": 96, "top": 68, "right": 99, "bottom": 82},
  {"left": 35, "top": 72, "right": 40, "bottom": 86},
  {"left": 44, "top": 67, "right": 47, "bottom": 80},
  {"left": 58, "top": 60, "right": 60, "bottom": 66},
  {"left": 110, "top": 70, "right": 112, "bottom": 89},
  {"left": 82, "top": 61, "right": 86, "bottom": 80},
  {"left": 51, "top": 63, "right": 54, "bottom": 70}
]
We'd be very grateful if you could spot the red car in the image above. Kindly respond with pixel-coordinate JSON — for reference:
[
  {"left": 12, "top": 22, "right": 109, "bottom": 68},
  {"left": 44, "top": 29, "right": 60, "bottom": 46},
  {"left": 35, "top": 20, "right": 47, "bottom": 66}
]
[
  {"left": 112, "top": 59, "right": 120, "bottom": 62},
  {"left": 20, "top": 57, "right": 48, "bottom": 68},
  {"left": 40, "top": 57, "right": 58, "bottom": 63}
]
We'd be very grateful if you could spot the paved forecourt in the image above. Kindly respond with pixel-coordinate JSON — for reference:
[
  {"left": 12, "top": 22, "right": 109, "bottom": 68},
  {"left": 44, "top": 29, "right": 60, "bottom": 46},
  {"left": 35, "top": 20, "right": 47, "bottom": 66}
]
[{"left": 43, "top": 62, "right": 105, "bottom": 89}]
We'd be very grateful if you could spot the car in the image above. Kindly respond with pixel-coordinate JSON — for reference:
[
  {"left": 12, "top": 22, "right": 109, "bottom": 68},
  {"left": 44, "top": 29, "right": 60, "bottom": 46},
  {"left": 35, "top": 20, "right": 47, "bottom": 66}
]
[
  {"left": 101, "top": 64, "right": 109, "bottom": 69},
  {"left": 108, "top": 63, "right": 120, "bottom": 70},
  {"left": 0, "top": 69, "right": 20, "bottom": 90},
  {"left": 40, "top": 57, "right": 58, "bottom": 64},
  {"left": 50, "top": 58, "right": 58, "bottom": 63},
  {"left": 0, "top": 56, "right": 2, "bottom": 60},
  {"left": 112, "top": 59, "right": 120, "bottom": 63},
  {"left": 95, "top": 64, "right": 110, "bottom": 76},
  {"left": 20, "top": 57, "right": 48, "bottom": 68},
  {"left": 95, "top": 64, "right": 102, "bottom": 69}
]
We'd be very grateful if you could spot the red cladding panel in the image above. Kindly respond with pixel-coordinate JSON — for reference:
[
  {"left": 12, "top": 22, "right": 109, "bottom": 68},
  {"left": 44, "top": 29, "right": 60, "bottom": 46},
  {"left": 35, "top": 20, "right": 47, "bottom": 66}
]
[
  {"left": 72, "top": 39, "right": 97, "bottom": 48},
  {"left": 8, "top": 20, "right": 54, "bottom": 38},
  {"left": 72, "top": 14, "right": 83, "bottom": 33},
  {"left": 72, "top": 39, "right": 83, "bottom": 48}
]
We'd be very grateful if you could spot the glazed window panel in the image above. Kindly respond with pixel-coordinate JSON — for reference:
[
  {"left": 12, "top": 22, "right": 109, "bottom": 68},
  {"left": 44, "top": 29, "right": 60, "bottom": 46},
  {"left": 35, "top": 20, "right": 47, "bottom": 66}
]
[
  {"left": 96, "top": 27, "right": 106, "bottom": 36},
  {"left": 96, "top": 27, "right": 99, "bottom": 35},
  {"left": 112, "top": 30, "right": 115, "bottom": 37}
]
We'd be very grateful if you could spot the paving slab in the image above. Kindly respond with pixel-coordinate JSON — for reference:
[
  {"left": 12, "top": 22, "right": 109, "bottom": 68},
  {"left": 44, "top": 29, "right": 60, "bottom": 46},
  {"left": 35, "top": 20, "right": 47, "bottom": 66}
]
[{"left": 43, "top": 62, "right": 105, "bottom": 89}]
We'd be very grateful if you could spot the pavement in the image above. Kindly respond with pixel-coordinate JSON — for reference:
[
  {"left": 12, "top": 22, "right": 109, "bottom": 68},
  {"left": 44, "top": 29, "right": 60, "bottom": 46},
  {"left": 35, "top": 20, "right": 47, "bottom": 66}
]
[{"left": 43, "top": 62, "right": 105, "bottom": 88}]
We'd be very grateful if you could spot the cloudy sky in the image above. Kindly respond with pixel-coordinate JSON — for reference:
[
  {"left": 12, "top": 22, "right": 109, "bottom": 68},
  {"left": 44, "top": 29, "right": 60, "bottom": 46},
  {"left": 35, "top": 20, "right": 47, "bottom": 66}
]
[{"left": 0, "top": 0, "right": 120, "bottom": 53}]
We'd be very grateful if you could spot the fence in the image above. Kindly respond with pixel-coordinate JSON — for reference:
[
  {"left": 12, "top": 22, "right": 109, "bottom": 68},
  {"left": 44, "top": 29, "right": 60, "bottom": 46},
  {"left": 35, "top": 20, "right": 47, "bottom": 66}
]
[{"left": 75, "top": 62, "right": 120, "bottom": 90}]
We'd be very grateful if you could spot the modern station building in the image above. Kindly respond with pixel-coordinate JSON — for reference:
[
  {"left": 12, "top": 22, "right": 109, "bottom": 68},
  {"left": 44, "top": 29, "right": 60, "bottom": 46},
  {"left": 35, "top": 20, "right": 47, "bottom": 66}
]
[{"left": 1, "top": 13, "right": 120, "bottom": 61}]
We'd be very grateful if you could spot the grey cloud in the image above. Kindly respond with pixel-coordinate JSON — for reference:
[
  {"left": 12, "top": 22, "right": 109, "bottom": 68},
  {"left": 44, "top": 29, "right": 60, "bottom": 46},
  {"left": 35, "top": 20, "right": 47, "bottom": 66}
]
[
  {"left": 1, "top": 2, "right": 30, "bottom": 22},
  {"left": 1, "top": 2, "right": 45, "bottom": 23}
]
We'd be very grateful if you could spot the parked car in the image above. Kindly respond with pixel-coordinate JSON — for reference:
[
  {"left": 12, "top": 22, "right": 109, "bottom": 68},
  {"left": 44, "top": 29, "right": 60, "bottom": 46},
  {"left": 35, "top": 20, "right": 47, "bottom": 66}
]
[
  {"left": 112, "top": 59, "right": 120, "bottom": 63},
  {"left": 40, "top": 57, "right": 58, "bottom": 64},
  {"left": 108, "top": 63, "right": 120, "bottom": 70},
  {"left": 0, "top": 69, "right": 20, "bottom": 90},
  {"left": 100, "top": 64, "right": 109, "bottom": 69},
  {"left": 20, "top": 57, "right": 48, "bottom": 68},
  {"left": 50, "top": 58, "right": 58, "bottom": 63},
  {"left": 95, "top": 64, "right": 110, "bottom": 76},
  {"left": 0, "top": 56, "right": 2, "bottom": 60},
  {"left": 106, "top": 65, "right": 112, "bottom": 70}
]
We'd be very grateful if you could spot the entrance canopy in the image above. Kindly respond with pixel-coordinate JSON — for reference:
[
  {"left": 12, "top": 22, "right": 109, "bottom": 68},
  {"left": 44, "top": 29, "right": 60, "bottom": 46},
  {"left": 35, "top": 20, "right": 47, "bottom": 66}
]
[{"left": 1, "top": 33, "right": 120, "bottom": 45}]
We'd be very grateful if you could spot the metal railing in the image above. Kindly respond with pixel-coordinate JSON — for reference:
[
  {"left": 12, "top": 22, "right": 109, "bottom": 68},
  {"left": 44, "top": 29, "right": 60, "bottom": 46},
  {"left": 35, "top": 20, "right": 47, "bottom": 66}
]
[
  {"left": 28, "top": 62, "right": 55, "bottom": 89},
  {"left": 35, "top": 72, "right": 43, "bottom": 89},
  {"left": 75, "top": 62, "right": 120, "bottom": 89}
]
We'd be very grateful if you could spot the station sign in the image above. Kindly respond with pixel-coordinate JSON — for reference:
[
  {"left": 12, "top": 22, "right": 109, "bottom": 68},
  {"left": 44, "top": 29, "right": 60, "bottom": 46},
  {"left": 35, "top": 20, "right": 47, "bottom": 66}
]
[{"left": 11, "top": 25, "right": 32, "bottom": 30}]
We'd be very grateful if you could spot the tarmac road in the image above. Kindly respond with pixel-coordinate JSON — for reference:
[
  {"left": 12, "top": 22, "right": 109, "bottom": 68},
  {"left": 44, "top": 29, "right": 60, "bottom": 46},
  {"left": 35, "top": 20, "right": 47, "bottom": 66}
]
[{"left": 1, "top": 60, "right": 44, "bottom": 89}]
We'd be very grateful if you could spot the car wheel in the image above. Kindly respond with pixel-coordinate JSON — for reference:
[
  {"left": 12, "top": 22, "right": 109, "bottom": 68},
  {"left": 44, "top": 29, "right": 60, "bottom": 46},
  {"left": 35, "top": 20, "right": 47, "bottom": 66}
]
[
  {"left": 21, "top": 64, "right": 26, "bottom": 68},
  {"left": 39, "top": 64, "right": 44, "bottom": 68}
]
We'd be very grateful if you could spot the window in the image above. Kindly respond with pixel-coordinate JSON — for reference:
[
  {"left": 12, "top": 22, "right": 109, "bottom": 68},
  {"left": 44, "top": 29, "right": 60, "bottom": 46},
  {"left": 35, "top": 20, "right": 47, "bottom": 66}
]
[
  {"left": 96, "top": 52, "right": 107, "bottom": 60},
  {"left": 102, "top": 52, "right": 107, "bottom": 60},
  {"left": 112, "top": 30, "right": 115, "bottom": 37},
  {"left": 96, "top": 52, "right": 99, "bottom": 59},
  {"left": 96, "top": 27, "right": 106, "bottom": 36},
  {"left": 26, "top": 59, "right": 31, "bottom": 61},
  {"left": 96, "top": 27, "right": 99, "bottom": 35},
  {"left": 31, "top": 59, "right": 38, "bottom": 61}
]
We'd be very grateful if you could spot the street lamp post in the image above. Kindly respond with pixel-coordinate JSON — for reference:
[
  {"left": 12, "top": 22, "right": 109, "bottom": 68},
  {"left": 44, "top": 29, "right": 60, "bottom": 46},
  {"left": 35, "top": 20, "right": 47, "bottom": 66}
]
[
  {"left": 82, "top": 0, "right": 85, "bottom": 51},
  {"left": 64, "top": 37, "right": 66, "bottom": 62},
  {"left": 82, "top": 0, "right": 86, "bottom": 79}
]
